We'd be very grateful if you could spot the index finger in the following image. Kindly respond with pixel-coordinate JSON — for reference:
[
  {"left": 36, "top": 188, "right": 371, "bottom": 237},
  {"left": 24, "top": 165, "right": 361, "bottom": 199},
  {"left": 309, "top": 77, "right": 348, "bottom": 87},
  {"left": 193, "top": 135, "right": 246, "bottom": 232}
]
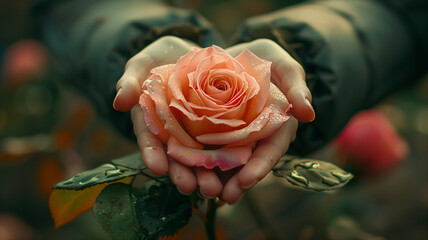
[
  {"left": 131, "top": 106, "right": 168, "bottom": 176},
  {"left": 237, "top": 117, "right": 298, "bottom": 188}
]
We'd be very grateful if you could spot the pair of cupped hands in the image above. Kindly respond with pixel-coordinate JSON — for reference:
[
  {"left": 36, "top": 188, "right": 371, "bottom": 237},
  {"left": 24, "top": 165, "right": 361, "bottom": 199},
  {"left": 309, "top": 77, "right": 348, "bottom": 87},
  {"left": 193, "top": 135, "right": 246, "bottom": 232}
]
[{"left": 113, "top": 36, "right": 315, "bottom": 204}]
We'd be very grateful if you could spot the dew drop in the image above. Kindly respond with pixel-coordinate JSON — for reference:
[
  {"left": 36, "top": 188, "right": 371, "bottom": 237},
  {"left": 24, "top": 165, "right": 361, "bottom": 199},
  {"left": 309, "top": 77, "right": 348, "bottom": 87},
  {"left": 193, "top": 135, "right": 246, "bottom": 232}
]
[
  {"left": 298, "top": 161, "right": 320, "bottom": 169},
  {"left": 322, "top": 176, "right": 340, "bottom": 186},
  {"left": 60, "top": 178, "right": 75, "bottom": 185},
  {"left": 332, "top": 171, "right": 352, "bottom": 182},
  {"left": 79, "top": 176, "right": 100, "bottom": 186},
  {"left": 290, "top": 170, "right": 308, "bottom": 185},
  {"left": 105, "top": 169, "right": 122, "bottom": 178},
  {"left": 102, "top": 163, "right": 117, "bottom": 170}
]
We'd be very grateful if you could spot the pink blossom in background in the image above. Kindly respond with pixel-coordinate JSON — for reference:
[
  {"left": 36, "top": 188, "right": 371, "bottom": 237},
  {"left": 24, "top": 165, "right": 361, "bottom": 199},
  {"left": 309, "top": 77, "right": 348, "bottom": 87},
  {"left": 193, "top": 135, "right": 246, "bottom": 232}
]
[
  {"left": 2, "top": 40, "right": 48, "bottom": 85},
  {"left": 334, "top": 110, "right": 409, "bottom": 175}
]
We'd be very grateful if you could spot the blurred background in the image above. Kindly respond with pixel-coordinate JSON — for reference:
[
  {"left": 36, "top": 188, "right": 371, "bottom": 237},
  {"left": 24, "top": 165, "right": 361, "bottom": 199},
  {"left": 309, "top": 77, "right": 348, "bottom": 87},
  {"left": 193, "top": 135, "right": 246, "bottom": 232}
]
[{"left": 1, "top": 0, "right": 427, "bottom": 239}]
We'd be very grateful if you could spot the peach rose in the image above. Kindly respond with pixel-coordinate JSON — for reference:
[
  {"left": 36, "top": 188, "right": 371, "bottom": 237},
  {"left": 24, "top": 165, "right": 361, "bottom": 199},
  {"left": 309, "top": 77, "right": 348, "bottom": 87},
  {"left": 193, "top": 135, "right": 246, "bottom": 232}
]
[{"left": 139, "top": 46, "right": 291, "bottom": 171}]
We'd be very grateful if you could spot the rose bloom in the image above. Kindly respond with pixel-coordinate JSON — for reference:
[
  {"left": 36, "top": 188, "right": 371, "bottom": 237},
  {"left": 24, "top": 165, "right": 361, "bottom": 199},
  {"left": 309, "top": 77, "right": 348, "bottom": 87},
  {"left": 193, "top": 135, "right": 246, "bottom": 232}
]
[
  {"left": 334, "top": 110, "right": 408, "bottom": 175},
  {"left": 139, "top": 46, "right": 291, "bottom": 171}
]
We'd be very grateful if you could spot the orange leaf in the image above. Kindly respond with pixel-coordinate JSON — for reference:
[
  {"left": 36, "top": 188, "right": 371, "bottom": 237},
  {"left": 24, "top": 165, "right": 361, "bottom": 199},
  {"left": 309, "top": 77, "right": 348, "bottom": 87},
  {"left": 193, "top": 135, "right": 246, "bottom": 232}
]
[{"left": 49, "top": 176, "right": 134, "bottom": 228}]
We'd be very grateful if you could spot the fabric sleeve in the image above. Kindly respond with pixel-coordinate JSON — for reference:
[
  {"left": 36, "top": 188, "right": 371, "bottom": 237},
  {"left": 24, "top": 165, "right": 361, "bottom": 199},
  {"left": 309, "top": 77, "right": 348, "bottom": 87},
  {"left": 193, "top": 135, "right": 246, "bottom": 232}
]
[
  {"left": 33, "top": 0, "right": 222, "bottom": 137},
  {"left": 234, "top": 0, "right": 427, "bottom": 156}
]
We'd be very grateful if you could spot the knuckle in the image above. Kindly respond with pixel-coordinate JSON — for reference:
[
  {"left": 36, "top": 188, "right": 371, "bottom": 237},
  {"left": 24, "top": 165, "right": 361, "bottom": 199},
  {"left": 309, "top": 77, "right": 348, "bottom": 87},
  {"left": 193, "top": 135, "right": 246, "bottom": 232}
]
[
  {"left": 253, "top": 38, "right": 275, "bottom": 46},
  {"left": 158, "top": 36, "right": 183, "bottom": 47}
]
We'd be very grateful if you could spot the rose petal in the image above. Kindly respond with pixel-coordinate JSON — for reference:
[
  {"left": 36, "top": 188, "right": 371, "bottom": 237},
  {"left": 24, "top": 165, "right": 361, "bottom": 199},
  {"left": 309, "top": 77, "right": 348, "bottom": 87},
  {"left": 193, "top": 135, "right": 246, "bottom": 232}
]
[
  {"left": 139, "top": 92, "right": 169, "bottom": 143},
  {"left": 144, "top": 65, "right": 203, "bottom": 149},
  {"left": 188, "top": 101, "right": 247, "bottom": 120},
  {"left": 167, "top": 137, "right": 252, "bottom": 171},
  {"left": 170, "top": 99, "right": 246, "bottom": 137},
  {"left": 195, "top": 49, "right": 245, "bottom": 75},
  {"left": 196, "top": 83, "right": 291, "bottom": 145},
  {"left": 167, "top": 48, "right": 199, "bottom": 114},
  {"left": 235, "top": 49, "right": 271, "bottom": 122}
]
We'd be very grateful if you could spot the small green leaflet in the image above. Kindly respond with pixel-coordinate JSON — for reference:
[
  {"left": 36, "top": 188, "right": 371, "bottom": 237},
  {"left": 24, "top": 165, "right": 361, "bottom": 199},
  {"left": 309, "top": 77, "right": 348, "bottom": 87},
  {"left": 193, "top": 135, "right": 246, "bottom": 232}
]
[
  {"left": 134, "top": 183, "right": 192, "bottom": 239},
  {"left": 273, "top": 156, "right": 353, "bottom": 191},
  {"left": 53, "top": 152, "right": 143, "bottom": 190}
]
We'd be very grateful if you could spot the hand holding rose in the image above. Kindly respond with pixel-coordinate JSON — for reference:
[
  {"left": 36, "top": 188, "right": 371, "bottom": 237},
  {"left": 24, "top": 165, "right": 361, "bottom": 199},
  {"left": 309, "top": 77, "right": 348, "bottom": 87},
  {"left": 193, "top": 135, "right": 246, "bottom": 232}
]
[{"left": 113, "top": 36, "right": 314, "bottom": 203}]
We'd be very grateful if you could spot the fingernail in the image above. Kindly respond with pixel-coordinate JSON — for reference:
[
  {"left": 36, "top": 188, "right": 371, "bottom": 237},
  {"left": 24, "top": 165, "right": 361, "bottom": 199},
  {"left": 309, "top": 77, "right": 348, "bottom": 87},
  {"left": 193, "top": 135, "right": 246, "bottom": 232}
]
[
  {"left": 305, "top": 97, "right": 315, "bottom": 121},
  {"left": 115, "top": 88, "right": 123, "bottom": 99},
  {"left": 305, "top": 97, "right": 313, "bottom": 108},
  {"left": 113, "top": 88, "right": 123, "bottom": 108},
  {"left": 177, "top": 187, "right": 192, "bottom": 196},
  {"left": 242, "top": 180, "right": 258, "bottom": 190},
  {"left": 199, "top": 189, "right": 216, "bottom": 199}
]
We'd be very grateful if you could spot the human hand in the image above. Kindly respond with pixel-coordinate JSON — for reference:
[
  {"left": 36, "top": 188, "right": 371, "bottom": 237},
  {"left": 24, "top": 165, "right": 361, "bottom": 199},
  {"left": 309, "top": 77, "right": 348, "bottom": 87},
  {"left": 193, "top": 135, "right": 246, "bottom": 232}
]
[
  {"left": 220, "top": 39, "right": 314, "bottom": 203},
  {"left": 114, "top": 36, "right": 223, "bottom": 197},
  {"left": 115, "top": 37, "right": 314, "bottom": 204}
]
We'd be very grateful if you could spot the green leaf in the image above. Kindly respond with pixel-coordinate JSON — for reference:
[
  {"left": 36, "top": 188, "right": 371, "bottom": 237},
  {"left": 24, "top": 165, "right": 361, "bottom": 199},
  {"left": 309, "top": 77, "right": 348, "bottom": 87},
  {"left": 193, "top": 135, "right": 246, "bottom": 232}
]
[
  {"left": 93, "top": 183, "right": 147, "bottom": 240},
  {"left": 53, "top": 163, "right": 139, "bottom": 190},
  {"left": 273, "top": 156, "right": 353, "bottom": 191},
  {"left": 49, "top": 176, "right": 134, "bottom": 228},
  {"left": 134, "top": 184, "right": 192, "bottom": 239},
  {"left": 112, "top": 151, "right": 147, "bottom": 170}
]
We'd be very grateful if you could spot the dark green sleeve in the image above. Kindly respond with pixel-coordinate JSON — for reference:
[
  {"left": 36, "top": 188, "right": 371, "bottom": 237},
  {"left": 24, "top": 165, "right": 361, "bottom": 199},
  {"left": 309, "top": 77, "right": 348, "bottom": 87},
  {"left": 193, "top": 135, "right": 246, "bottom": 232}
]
[
  {"left": 234, "top": 0, "right": 427, "bottom": 156},
  {"left": 34, "top": 0, "right": 222, "bottom": 138}
]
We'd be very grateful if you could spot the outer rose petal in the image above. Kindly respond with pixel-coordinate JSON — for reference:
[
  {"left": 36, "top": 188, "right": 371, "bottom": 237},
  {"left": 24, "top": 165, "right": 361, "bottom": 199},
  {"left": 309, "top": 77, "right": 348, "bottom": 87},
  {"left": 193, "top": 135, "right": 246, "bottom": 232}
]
[
  {"left": 168, "top": 48, "right": 199, "bottom": 114},
  {"left": 142, "top": 64, "right": 203, "bottom": 149},
  {"left": 167, "top": 137, "right": 253, "bottom": 171},
  {"left": 170, "top": 99, "right": 246, "bottom": 137},
  {"left": 235, "top": 49, "right": 271, "bottom": 122},
  {"left": 196, "top": 83, "right": 291, "bottom": 145},
  {"left": 139, "top": 92, "right": 169, "bottom": 143}
]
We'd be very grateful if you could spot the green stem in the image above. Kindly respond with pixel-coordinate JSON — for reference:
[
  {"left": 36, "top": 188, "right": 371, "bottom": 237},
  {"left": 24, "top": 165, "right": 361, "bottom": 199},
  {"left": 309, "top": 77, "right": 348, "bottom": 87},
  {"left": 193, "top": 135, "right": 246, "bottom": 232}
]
[{"left": 204, "top": 199, "right": 217, "bottom": 240}]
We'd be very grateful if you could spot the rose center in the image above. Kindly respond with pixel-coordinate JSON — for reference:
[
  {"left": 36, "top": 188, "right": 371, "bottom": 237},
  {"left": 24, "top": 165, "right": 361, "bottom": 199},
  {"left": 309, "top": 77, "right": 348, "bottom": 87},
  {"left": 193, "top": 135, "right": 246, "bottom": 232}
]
[{"left": 211, "top": 77, "right": 230, "bottom": 92}]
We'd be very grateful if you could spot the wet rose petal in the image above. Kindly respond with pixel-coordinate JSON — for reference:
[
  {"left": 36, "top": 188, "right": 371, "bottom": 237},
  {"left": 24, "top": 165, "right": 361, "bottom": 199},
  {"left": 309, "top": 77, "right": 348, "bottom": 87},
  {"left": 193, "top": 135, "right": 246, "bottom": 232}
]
[{"left": 167, "top": 137, "right": 252, "bottom": 171}]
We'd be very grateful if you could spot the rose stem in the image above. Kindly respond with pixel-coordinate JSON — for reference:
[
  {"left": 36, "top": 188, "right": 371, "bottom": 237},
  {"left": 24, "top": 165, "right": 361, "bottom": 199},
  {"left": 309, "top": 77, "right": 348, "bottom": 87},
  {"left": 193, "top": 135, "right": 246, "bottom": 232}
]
[{"left": 205, "top": 199, "right": 218, "bottom": 240}]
